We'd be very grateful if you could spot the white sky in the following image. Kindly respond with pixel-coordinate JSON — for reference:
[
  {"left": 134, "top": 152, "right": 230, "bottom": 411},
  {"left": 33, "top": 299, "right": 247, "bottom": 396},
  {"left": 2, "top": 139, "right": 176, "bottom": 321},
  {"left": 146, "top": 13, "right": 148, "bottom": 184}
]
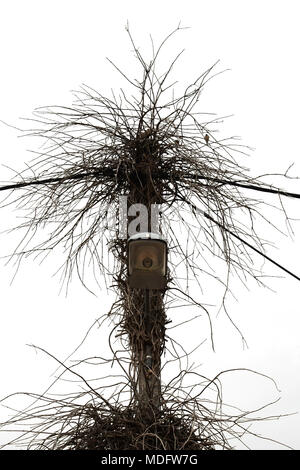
[{"left": 0, "top": 0, "right": 300, "bottom": 450}]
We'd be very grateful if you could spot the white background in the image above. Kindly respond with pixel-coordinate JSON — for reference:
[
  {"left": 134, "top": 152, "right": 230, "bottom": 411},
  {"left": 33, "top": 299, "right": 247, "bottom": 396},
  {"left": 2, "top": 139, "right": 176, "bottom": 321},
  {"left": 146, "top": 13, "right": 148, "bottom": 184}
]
[{"left": 0, "top": 0, "right": 300, "bottom": 450}]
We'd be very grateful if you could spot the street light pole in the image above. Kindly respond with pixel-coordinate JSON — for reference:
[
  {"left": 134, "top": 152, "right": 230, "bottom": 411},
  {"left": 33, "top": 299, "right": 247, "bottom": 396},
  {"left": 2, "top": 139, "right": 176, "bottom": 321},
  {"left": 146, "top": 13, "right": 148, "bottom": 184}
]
[{"left": 127, "top": 233, "right": 167, "bottom": 416}]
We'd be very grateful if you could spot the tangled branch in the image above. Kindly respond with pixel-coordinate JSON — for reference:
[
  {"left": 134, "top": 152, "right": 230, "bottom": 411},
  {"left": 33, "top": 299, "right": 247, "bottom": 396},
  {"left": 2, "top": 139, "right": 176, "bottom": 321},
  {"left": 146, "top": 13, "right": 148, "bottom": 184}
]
[{"left": 0, "top": 24, "right": 297, "bottom": 450}]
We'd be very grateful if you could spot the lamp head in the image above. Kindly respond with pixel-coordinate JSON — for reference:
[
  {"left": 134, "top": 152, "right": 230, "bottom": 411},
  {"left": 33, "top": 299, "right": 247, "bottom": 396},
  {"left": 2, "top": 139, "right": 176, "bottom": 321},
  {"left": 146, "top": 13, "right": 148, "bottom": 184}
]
[{"left": 127, "top": 232, "right": 167, "bottom": 289}]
